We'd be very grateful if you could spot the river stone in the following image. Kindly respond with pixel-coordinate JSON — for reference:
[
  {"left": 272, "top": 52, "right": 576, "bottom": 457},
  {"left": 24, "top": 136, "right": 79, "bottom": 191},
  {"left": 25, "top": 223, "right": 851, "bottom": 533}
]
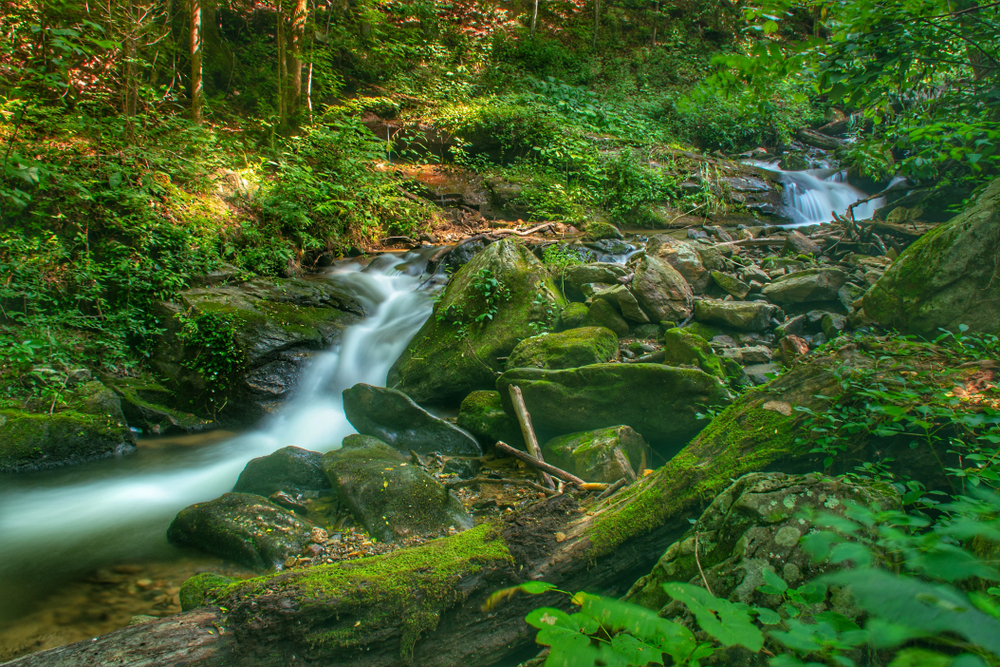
[
  {"left": 624, "top": 472, "right": 900, "bottom": 632},
  {"left": 497, "top": 363, "right": 734, "bottom": 457},
  {"left": 167, "top": 492, "right": 314, "bottom": 570},
  {"left": 387, "top": 239, "right": 565, "bottom": 406},
  {"left": 594, "top": 285, "right": 650, "bottom": 323},
  {"left": 583, "top": 221, "right": 624, "bottom": 241},
  {"left": 647, "top": 237, "right": 712, "bottom": 293},
  {"left": 761, "top": 268, "right": 848, "bottom": 304},
  {"left": 864, "top": 177, "right": 1000, "bottom": 336},
  {"left": 558, "top": 302, "right": 589, "bottom": 330},
  {"left": 507, "top": 327, "right": 618, "bottom": 370},
  {"left": 661, "top": 328, "right": 725, "bottom": 379},
  {"left": 782, "top": 230, "right": 822, "bottom": 256},
  {"left": 564, "top": 263, "right": 629, "bottom": 299},
  {"left": 583, "top": 297, "right": 630, "bottom": 337},
  {"left": 457, "top": 390, "right": 525, "bottom": 450},
  {"left": 343, "top": 383, "right": 481, "bottom": 456},
  {"left": 322, "top": 436, "right": 474, "bottom": 543},
  {"left": 710, "top": 271, "right": 750, "bottom": 299},
  {"left": 694, "top": 300, "right": 778, "bottom": 332},
  {"left": 542, "top": 425, "right": 650, "bottom": 484},
  {"left": 233, "top": 446, "right": 331, "bottom": 497},
  {"left": 630, "top": 254, "right": 694, "bottom": 323}
]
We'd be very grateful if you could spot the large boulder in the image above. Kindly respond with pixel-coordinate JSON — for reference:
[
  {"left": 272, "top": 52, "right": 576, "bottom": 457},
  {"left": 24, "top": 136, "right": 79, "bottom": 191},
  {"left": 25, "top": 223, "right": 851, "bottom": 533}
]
[
  {"left": 647, "top": 237, "right": 712, "bottom": 294},
  {"left": 564, "top": 263, "right": 629, "bottom": 300},
  {"left": 594, "top": 285, "right": 650, "bottom": 323},
  {"left": 322, "top": 435, "right": 474, "bottom": 543},
  {"left": 630, "top": 254, "right": 694, "bottom": 323},
  {"left": 343, "top": 384, "right": 481, "bottom": 456},
  {"left": 694, "top": 300, "right": 778, "bottom": 332},
  {"left": 387, "top": 240, "right": 564, "bottom": 406},
  {"left": 864, "top": 177, "right": 1000, "bottom": 335},
  {"left": 0, "top": 380, "right": 135, "bottom": 472},
  {"left": 542, "top": 425, "right": 651, "bottom": 483},
  {"left": 166, "top": 492, "right": 314, "bottom": 569},
  {"left": 507, "top": 327, "right": 618, "bottom": 371},
  {"left": 456, "top": 390, "right": 525, "bottom": 450},
  {"left": 497, "top": 363, "right": 734, "bottom": 457},
  {"left": 154, "top": 276, "right": 365, "bottom": 424},
  {"left": 761, "top": 268, "right": 848, "bottom": 304},
  {"left": 232, "top": 446, "right": 331, "bottom": 497}
]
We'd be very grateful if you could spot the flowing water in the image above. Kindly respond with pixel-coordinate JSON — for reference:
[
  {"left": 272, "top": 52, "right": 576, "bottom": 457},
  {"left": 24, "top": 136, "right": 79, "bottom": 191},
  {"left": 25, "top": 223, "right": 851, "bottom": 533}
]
[{"left": 0, "top": 249, "right": 445, "bottom": 656}]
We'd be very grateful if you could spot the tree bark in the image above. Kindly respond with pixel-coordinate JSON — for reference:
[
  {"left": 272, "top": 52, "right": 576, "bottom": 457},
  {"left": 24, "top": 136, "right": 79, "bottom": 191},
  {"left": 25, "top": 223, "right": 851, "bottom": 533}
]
[
  {"left": 190, "top": 0, "right": 202, "bottom": 123},
  {"left": 277, "top": 0, "right": 286, "bottom": 124},
  {"left": 288, "top": 0, "right": 308, "bottom": 115},
  {"left": 592, "top": 0, "right": 600, "bottom": 49},
  {"left": 530, "top": 0, "right": 539, "bottom": 37}
]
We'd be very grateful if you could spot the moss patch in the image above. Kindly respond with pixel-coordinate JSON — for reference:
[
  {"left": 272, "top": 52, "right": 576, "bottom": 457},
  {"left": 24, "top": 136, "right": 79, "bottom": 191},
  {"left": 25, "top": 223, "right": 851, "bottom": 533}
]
[{"left": 0, "top": 408, "right": 132, "bottom": 472}]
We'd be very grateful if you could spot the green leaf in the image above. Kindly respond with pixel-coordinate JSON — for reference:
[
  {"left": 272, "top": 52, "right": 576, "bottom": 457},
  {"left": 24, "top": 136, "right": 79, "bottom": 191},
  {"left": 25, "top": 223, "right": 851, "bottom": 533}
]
[
  {"left": 754, "top": 607, "right": 782, "bottom": 625},
  {"left": 610, "top": 633, "right": 663, "bottom": 666},
  {"left": 761, "top": 568, "right": 788, "bottom": 593},
  {"left": 520, "top": 581, "right": 558, "bottom": 595},
  {"left": 663, "top": 583, "right": 764, "bottom": 651},
  {"left": 887, "top": 648, "right": 952, "bottom": 667}
]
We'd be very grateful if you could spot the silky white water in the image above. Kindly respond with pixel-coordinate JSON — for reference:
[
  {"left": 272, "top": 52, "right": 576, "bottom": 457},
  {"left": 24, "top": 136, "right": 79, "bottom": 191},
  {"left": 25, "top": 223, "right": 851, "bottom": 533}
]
[
  {"left": 748, "top": 161, "right": 889, "bottom": 226},
  {"left": 0, "top": 250, "right": 442, "bottom": 621}
]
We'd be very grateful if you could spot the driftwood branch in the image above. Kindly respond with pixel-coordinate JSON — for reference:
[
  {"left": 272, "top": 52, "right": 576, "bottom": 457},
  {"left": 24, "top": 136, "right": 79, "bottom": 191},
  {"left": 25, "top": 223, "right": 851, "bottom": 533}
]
[
  {"left": 494, "top": 441, "right": 585, "bottom": 487},
  {"left": 443, "top": 476, "right": 558, "bottom": 496},
  {"left": 508, "top": 385, "right": 556, "bottom": 490},
  {"left": 597, "top": 478, "right": 628, "bottom": 500}
]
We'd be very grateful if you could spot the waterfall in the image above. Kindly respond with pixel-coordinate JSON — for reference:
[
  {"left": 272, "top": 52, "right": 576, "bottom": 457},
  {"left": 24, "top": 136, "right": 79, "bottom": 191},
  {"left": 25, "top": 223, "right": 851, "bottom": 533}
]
[{"left": 0, "top": 249, "right": 443, "bottom": 622}]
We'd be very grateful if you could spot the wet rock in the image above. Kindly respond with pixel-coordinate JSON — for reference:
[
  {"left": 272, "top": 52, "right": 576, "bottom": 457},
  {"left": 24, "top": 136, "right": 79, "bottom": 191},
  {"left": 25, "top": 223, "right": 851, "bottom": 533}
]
[
  {"left": 457, "top": 390, "right": 525, "bottom": 450},
  {"left": 662, "top": 328, "right": 725, "bottom": 379},
  {"left": 388, "top": 239, "right": 565, "bottom": 406},
  {"left": 557, "top": 302, "right": 589, "bottom": 330},
  {"left": 586, "top": 238, "right": 633, "bottom": 256},
  {"left": 594, "top": 285, "right": 649, "bottom": 323},
  {"left": 322, "top": 436, "right": 473, "bottom": 542},
  {"left": 583, "top": 298, "right": 630, "bottom": 337},
  {"left": 542, "top": 425, "right": 650, "bottom": 484},
  {"left": 782, "top": 230, "right": 822, "bottom": 256},
  {"left": 865, "top": 177, "right": 1000, "bottom": 336},
  {"left": 233, "top": 446, "right": 331, "bottom": 497},
  {"left": 694, "top": 300, "right": 778, "bottom": 332},
  {"left": 710, "top": 271, "right": 750, "bottom": 299},
  {"left": 497, "top": 363, "right": 734, "bottom": 457},
  {"left": 630, "top": 254, "right": 694, "bottom": 323},
  {"left": 343, "top": 383, "right": 481, "bottom": 456},
  {"left": 762, "top": 268, "right": 849, "bottom": 304},
  {"left": 167, "top": 493, "right": 314, "bottom": 570},
  {"left": 106, "top": 376, "right": 215, "bottom": 436},
  {"left": 508, "top": 327, "right": 618, "bottom": 370},
  {"left": 441, "top": 237, "right": 489, "bottom": 274}
]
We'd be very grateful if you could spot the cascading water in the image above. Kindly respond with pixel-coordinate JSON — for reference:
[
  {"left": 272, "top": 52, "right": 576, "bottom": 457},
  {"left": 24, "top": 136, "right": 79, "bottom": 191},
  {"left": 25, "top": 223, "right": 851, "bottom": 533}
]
[{"left": 0, "top": 249, "right": 444, "bottom": 625}]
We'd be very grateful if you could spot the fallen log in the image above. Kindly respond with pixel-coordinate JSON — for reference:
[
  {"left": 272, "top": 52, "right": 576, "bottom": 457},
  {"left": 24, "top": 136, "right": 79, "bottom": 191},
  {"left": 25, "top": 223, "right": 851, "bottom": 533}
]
[{"left": 12, "top": 345, "right": 937, "bottom": 667}]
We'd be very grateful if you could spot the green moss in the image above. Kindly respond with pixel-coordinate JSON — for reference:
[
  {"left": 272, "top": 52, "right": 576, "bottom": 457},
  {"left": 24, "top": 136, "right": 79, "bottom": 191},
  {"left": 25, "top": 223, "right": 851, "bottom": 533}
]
[
  {"left": 179, "top": 572, "right": 234, "bottom": 611},
  {"left": 662, "top": 327, "right": 725, "bottom": 378},
  {"left": 457, "top": 390, "right": 524, "bottom": 449},
  {"left": 212, "top": 523, "right": 512, "bottom": 657},
  {"left": 507, "top": 326, "right": 618, "bottom": 370},
  {"left": 0, "top": 408, "right": 129, "bottom": 472}
]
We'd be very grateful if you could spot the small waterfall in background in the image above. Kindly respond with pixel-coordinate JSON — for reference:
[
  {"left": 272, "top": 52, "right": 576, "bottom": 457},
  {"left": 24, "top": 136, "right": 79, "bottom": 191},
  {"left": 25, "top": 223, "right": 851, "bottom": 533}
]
[{"left": 0, "top": 249, "right": 443, "bottom": 621}]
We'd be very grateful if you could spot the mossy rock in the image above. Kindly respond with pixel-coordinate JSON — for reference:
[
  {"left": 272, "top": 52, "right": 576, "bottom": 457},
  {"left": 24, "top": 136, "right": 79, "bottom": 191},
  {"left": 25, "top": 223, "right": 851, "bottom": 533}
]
[
  {"left": 583, "top": 297, "right": 630, "bottom": 337},
  {"left": 387, "top": 239, "right": 566, "bottom": 406},
  {"left": 106, "top": 375, "right": 215, "bottom": 436},
  {"left": 557, "top": 302, "right": 590, "bottom": 330},
  {"left": 322, "top": 436, "right": 474, "bottom": 543},
  {"left": 497, "top": 363, "right": 734, "bottom": 459},
  {"left": 693, "top": 300, "right": 778, "bottom": 332},
  {"left": 457, "top": 390, "right": 525, "bottom": 450},
  {"left": 342, "top": 383, "right": 481, "bottom": 456},
  {"left": 563, "top": 263, "right": 629, "bottom": 300},
  {"left": 710, "top": 271, "right": 750, "bottom": 299},
  {"left": 542, "top": 425, "right": 650, "bottom": 483},
  {"left": 661, "top": 328, "right": 726, "bottom": 379},
  {"left": 166, "top": 492, "right": 314, "bottom": 570},
  {"left": 761, "top": 268, "right": 848, "bottom": 305},
  {"left": 507, "top": 327, "right": 618, "bottom": 371},
  {"left": 233, "top": 446, "right": 331, "bottom": 497},
  {"left": 0, "top": 388, "right": 135, "bottom": 473},
  {"left": 179, "top": 572, "right": 234, "bottom": 611},
  {"left": 865, "top": 177, "right": 1000, "bottom": 335},
  {"left": 583, "top": 221, "right": 624, "bottom": 241}
]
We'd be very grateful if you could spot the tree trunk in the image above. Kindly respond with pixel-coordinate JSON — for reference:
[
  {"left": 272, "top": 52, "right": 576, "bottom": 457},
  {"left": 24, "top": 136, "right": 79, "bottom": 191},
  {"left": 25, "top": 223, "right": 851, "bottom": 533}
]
[
  {"left": 276, "top": 0, "right": 286, "bottom": 125},
  {"left": 530, "top": 0, "right": 539, "bottom": 38},
  {"left": 190, "top": 0, "right": 202, "bottom": 123},
  {"left": 592, "top": 0, "right": 600, "bottom": 49},
  {"left": 288, "top": 0, "right": 308, "bottom": 116}
]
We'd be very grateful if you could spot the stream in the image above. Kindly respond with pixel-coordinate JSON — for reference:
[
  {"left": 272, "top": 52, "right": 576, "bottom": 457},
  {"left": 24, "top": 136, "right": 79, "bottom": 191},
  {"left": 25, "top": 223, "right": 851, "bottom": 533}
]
[{"left": 0, "top": 250, "right": 444, "bottom": 657}]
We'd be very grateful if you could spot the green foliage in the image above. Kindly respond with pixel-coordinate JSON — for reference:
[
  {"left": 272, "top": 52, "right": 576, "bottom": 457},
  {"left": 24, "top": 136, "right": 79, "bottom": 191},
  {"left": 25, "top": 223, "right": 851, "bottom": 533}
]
[
  {"left": 435, "top": 268, "right": 511, "bottom": 339},
  {"left": 175, "top": 311, "right": 245, "bottom": 413}
]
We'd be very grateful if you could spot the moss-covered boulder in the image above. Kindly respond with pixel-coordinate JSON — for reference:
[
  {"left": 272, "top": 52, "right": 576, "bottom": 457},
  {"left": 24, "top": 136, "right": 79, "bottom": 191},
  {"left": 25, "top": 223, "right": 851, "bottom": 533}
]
[
  {"left": 497, "top": 363, "right": 734, "bottom": 458},
  {"left": 865, "top": 177, "right": 1000, "bottom": 335},
  {"left": 0, "top": 380, "right": 135, "bottom": 472},
  {"left": 386, "top": 239, "right": 565, "bottom": 406},
  {"left": 564, "top": 263, "right": 629, "bottom": 300},
  {"left": 583, "top": 221, "right": 624, "bottom": 241},
  {"left": 105, "top": 375, "right": 215, "bottom": 436},
  {"left": 457, "top": 390, "right": 525, "bottom": 450},
  {"left": 761, "top": 268, "right": 848, "bottom": 304},
  {"left": 154, "top": 276, "right": 365, "bottom": 424},
  {"left": 507, "top": 327, "right": 618, "bottom": 371},
  {"left": 694, "top": 299, "right": 778, "bottom": 332},
  {"left": 232, "top": 446, "right": 331, "bottom": 497},
  {"left": 594, "top": 285, "right": 649, "bottom": 323},
  {"left": 322, "top": 435, "right": 474, "bottom": 543},
  {"left": 166, "top": 492, "right": 314, "bottom": 570},
  {"left": 631, "top": 254, "right": 694, "bottom": 322},
  {"left": 661, "top": 328, "right": 725, "bottom": 379},
  {"left": 343, "top": 383, "right": 481, "bottom": 456},
  {"left": 583, "top": 297, "right": 630, "bottom": 337},
  {"left": 542, "top": 425, "right": 650, "bottom": 483},
  {"left": 557, "top": 302, "right": 590, "bottom": 330},
  {"left": 179, "top": 572, "right": 234, "bottom": 611}
]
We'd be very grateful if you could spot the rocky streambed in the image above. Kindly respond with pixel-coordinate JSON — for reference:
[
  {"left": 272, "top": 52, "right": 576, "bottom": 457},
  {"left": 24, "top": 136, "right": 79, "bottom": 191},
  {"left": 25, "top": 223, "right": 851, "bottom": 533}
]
[{"left": 1, "top": 178, "right": 999, "bottom": 666}]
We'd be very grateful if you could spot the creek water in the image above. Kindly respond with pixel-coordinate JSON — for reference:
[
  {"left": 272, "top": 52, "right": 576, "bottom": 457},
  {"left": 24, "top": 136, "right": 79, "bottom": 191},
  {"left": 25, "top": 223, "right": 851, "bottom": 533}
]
[{"left": 0, "top": 249, "right": 444, "bottom": 656}]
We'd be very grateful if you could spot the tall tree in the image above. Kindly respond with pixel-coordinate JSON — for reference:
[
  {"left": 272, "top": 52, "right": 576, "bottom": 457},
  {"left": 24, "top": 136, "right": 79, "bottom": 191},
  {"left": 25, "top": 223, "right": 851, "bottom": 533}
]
[
  {"left": 530, "top": 0, "right": 539, "bottom": 37},
  {"left": 190, "top": 0, "right": 202, "bottom": 123},
  {"left": 277, "top": 0, "right": 287, "bottom": 124},
  {"left": 289, "top": 0, "right": 308, "bottom": 114}
]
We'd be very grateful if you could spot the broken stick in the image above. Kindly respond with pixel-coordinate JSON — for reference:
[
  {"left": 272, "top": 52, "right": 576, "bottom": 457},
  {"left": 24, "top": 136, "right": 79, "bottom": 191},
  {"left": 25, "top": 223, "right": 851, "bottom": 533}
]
[
  {"left": 494, "top": 441, "right": 586, "bottom": 487},
  {"left": 508, "top": 385, "right": 556, "bottom": 490}
]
